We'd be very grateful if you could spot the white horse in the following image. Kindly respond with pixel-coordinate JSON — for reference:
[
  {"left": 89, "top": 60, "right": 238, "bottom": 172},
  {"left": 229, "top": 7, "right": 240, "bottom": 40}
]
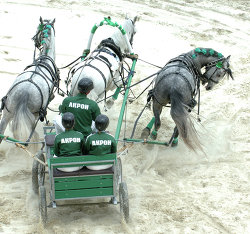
[
  {"left": 0, "top": 17, "right": 60, "bottom": 142},
  {"left": 69, "top": 16, "right": 138, "bottom": 109}
]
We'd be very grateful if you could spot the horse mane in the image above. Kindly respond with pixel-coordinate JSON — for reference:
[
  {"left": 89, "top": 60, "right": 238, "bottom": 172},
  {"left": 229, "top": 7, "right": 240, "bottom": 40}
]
[{"left": 191, "top": 47, "right": 224, "bottom": 59}]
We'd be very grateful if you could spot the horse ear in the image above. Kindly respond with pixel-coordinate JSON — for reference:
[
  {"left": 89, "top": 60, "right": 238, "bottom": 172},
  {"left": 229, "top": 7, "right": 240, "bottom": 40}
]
[
  {"left": 40, "top": 16, "right": 43, "bottom": 24},
  {"left": 133, "top": 15, "right": 140, "bottom": 23},
  {"left": 225, "top": 55, "right": 234, "bottom": 80},
  {"left": 52, "top": 18, "right": 56, "bottom": 25}
]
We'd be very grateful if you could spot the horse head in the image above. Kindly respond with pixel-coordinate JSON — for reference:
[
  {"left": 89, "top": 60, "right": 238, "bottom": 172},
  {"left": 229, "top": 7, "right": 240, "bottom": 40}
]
[
  {"left": 32, "top": 17, "right": 56, "bottom": 53},
  {"left": 203, "top": 55, "right": 233, "bottom": 90},
  {"left": 125, "top": 14, "right": 139, "bottom": 48}
]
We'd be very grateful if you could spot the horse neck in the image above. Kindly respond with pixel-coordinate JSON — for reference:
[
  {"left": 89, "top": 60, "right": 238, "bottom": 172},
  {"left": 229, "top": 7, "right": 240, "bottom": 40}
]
[
  {"left": 40, "top": 31, "right": 56, "bottom": 61},
  {"left": 110, "top": 20, "right": 132, "bottom": 53},
  {"left": 188, "top": 48, "right": 221, "bottom": 70},
  {"left": 110, "top": 32, "right": 127, "bottom": 53}
]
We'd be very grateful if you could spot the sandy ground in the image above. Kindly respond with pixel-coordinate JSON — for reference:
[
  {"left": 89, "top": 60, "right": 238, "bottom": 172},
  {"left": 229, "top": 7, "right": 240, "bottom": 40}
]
[{"left": 0, "top": 0, "right": 250, "bottom": 233}]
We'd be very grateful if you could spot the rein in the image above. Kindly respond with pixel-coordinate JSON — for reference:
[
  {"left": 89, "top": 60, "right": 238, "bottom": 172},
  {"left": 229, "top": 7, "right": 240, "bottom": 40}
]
[{"left": 59, "top": 55, "right": 85, "bottom": 69}]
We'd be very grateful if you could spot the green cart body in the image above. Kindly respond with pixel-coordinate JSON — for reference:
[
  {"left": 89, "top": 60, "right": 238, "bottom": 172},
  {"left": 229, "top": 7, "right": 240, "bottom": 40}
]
[{"left": 32, "top": 126, "right": 128, "bottom": 225}]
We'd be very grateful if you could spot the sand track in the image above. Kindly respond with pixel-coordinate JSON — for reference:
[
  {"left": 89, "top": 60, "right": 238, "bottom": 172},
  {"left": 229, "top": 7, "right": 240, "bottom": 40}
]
[{"left": 0, "top": 0, "right": 249, "bottom": 233}]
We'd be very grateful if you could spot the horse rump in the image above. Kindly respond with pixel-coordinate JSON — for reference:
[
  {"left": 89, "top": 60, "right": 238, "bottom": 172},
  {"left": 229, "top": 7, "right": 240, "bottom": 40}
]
[{"left": 170, "top": 90, "right": 203, "bottom": 152}]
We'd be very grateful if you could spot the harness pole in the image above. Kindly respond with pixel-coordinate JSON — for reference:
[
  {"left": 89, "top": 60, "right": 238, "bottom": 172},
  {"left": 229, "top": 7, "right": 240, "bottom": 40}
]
[
  {"left": 0, "top": 134, "right": 26, "bottom": 145},
  {"left": 124, "top": 138, "right": 169, "bottom": 146},
  {"left": 115, "top": 57, "right": 137, "bottom": 141}
]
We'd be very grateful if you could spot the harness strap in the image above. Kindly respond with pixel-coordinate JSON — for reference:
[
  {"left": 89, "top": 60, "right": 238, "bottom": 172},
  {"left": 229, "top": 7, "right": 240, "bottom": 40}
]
[
  {"left": 27, "top": 70, "right": 51, "bottom": 93},
  {"left": 166, "top": 55, "right": 202, "bottom": 88},
  {"left": 98, "top": 38, "right": 123, "bottom": 61},
  {"left": 95, "top": 55, "right": 114, "bottom": 80},
  {"left": 2, "top": 75, "right": 45, "bottom": 113},
  {"left": 25, "top": 59, "right": 59, "bottom": 85},
  {"left": 71, "top": 46, "right": 122, "bottom": 100},
  {"left": 25, "top": 63, "right": 52, "bottom": 83},
  {"left": 151, "top": 55, "right": 201, "bottom": 109},
  {"left": 155, "top": 71, "right": 193, "bottom": 100},
  {"left": 84, "top": 63, "right": 107, "bottom": 102},
  {"left": 72, "top": 49, "right": 115, "bottom": 83},
  {"left": 28, "top": 77, "right": 45, "bottom": 109},
  {"left": 204, "top": 67, "right": 219, "bottom": 84},
  {"left": 97, "top": 55, "right": 112, "bottom": 67},
  {"left": 99, "top": 47, "right": 118, "bottom": 59},
  {"left": 39, "top": 55, "right": 59, "bottom": 74},
  {"left": 2, "top": 55, "right": 59, "bottom": 116},
  {"left": 68, "top": 37, "right": 127, "bottom": 99},
  {"left": 26, "top": 56, "right": 60, "bottom": 84},
  {"left": 205, "top": 57, "right": 224, "bottom": 68}
]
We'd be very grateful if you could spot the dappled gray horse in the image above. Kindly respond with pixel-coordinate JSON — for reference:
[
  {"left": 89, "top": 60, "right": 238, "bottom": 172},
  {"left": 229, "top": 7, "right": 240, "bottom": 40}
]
[
  {"left": 141, "top": 48, "right": 233, "bottom": 151},
  {"left": 0, "top": 17, "right": 60, "bottom": 142},
  {"left": 69, "top": 16, "right": 138, "bottom": 108}
]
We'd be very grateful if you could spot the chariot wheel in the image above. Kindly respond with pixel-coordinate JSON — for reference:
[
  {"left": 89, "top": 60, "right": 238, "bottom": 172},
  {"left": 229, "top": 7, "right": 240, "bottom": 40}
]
[
  {"left": 119, "top": 182, "right": 129, "bottom": 223},
  {"left": 116, "top": 157, "right": 122, "bottom": 183},
  {"left": 32, "top": 151, "right": 45, "bottom": 194},
  {"left": 114, "top": 157, "right": 122, "bottom": 197},
  {"left": 39, "top": 185, "right": 47, "bottom": 226}
]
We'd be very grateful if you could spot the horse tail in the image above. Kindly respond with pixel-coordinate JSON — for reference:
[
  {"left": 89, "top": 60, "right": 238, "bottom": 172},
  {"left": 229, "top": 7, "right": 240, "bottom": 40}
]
[
  {"left": 11, "top": 92, "right": 38, "bottom": 142},
  {"left": 170, "top": 90, "right": 203, "bottom": 152}
]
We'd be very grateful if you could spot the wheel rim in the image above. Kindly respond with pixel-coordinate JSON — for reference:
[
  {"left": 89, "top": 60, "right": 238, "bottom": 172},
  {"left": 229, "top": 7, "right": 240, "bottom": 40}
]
[
  {"left": 32, "top": 151, "right": 45, "bottom": 194},
  {"left": 119, "top": 182, "right": 129, "bottom": 223},
  {"left": 38, "top": 163, "right": 45, "bottom": 186},
  {"left": 39, "top": 186, "right": 47, "bottom": 225}
]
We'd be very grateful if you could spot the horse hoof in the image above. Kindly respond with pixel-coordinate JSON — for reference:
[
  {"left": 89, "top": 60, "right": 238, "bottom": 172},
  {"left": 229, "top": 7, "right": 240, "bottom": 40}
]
[
  {"left": 140, "top": 127, "right": 150, "bottom": 139},
  {"left": 128, "top": 97, "right": 134, "bottom": 104},
  {"left": 150, "top": 134, "right": 157, "bottom": 140},
  {"left": 150, "top": 130, "right": 157, "bottom": 140},
  {"left": 106, "top": 98, "right": 114, "bottom": 109},
  {"left": 103, "top": 106, "right": 108, "bottom": 112},
  {"left": 171, "top": 140, "right": 178, "bottom": 147}
]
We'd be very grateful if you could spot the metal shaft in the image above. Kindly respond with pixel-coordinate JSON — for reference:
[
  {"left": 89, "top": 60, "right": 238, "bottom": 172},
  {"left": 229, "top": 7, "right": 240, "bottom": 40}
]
[
  {"left": 124, "top": 138, "right": 169, "bottom": 146},
  {"left": 115, "top": 58, "right": 137, "bottom": 141}
]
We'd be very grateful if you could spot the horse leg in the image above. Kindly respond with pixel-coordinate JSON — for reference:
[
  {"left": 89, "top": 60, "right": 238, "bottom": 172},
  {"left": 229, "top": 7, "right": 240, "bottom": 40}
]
[
  {"left": 106, "top": 87, "right": 121, "bottom": 109},
  {"left": 106, "top": 98, "right": 114, "bottom": 109},
  {"left": 140, "top": 117, "right": 155, "bottom": 139},
  {"left": 0, "top": 110, "right": 11, "bottom": 143},
  {"left": 150, "top": 101, "right": 163, "bottom": 140},
  {"left": 170, "top": 126, "right": 179, "bottom": 147}
]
